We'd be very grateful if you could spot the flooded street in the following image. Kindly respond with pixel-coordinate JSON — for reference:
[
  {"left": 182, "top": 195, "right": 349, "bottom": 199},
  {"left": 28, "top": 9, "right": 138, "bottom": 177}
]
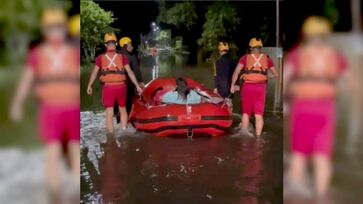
[
  {"left": 1, "top": 1, "right": 362, "bottom": 203},
  {"left": 80, "top": 53, "right": 283, "bottom": 204},
  {"left": 80, "top": 112, "right": 283, "bottom": 204}
]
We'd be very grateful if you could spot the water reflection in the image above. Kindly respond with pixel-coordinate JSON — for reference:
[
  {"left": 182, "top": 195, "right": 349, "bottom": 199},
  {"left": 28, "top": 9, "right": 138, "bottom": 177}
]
[
  {"left": 81, "top": 112, "right": 282, "bottom": 204},
  {"left": 99, "top": 136, "right": 128, "bottom": 203}
]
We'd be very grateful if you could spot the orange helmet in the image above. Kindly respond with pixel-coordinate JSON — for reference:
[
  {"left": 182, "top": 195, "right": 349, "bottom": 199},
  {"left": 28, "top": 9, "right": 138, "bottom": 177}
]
[
  {"left": 104, "top": 33, "right": 117, "bottom": 43},
  {"left": 249, "top": 38, "right": 263, "bottom": 48},
  {"left": 218, "top": 42, "right": 229, "bottom": 51},
  {"left": 302, "top": 16, "right": 332, "bottom": 37},
  {"left": 41, "top": 8, "right": 67, "bottom": 27}
]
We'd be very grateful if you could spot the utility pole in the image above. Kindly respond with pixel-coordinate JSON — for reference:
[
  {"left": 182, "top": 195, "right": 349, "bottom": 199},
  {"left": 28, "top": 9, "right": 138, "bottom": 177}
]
[
  {"left": 273, "top": 0, "right": 283, "bottom": 114},
  {"left": 351, "top": 0, "right": 361, "bottom": 32}
]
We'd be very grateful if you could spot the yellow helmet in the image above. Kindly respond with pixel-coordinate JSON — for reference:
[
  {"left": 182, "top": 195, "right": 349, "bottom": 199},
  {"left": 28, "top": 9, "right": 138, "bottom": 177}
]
[
  {"left": 104, "top": 33, "right": 117, "bottom": 43},
  {"left": 119, "top": 37, "right": 132, "bottom": 47},
  {"left": 41, "top": 8, "right": 67, "bottom": 27},
  {"left": 302, "top": 16, "right": 332, "bottom": 37},
  {"left": 218, "top": 42, "right": 229, "bottom": 51},
  {"left": 68, "top": 14, "right": 80, "bottom": 37},
  {"left": 249, "top": 38, "right": 263, "bottom": 48}
]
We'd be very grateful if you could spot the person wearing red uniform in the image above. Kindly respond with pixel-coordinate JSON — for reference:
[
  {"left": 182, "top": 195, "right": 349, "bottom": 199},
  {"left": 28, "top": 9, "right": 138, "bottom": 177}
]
[
  {"left": 284, "top": 16, "right": 349, "bottom": 200},
  {"left": 230, "top": 38, "right": 278, "bottom": 137},
  {"left": 10, "top": 8, "right": 80, "bottom": 202},
  {"left": 87, "top": 33, "right": 142, "bottom": 133}
]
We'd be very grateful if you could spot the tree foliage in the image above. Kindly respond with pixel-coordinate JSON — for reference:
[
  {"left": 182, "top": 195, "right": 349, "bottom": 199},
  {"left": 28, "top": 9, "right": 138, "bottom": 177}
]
[
  {"left": 80, "top": 0, "right": 119, "bottom": 62},
  {"left": 0, "top": 0, "right": 70, "bottom": 66},
  {"left": 157, "top": 1, "right": 197, "bottom": 29},
  {"left": 324, "top": 0, "right": 339, "bottom": 26},
  {"left": 197, "top": 2, "right": 240, "bottom": 63},
  {"left": 259, "top": 17, "right": 269, "bottom": 46}
]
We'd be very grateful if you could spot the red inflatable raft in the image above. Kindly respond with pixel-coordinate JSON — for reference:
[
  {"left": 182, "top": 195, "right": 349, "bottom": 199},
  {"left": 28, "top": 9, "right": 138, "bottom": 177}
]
[{"left": 130, "top": 78, "right": 233, "bottom": 137}]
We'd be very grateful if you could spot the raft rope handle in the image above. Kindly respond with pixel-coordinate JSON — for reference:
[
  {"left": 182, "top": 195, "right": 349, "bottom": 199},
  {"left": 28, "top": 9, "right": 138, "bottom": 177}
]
[
  {"left": 187, "top": 128, "right": 193, "bottom": 138},
  {"left": 221, "top": 93, "right": 233, "bottom": 109},
  {"left": 185, "top": 101, "right": 194, "bottom": 138}
]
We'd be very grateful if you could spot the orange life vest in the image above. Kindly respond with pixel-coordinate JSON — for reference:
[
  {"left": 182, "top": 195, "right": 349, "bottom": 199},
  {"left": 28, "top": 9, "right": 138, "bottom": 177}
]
[
  {"left": 240, "top": 54, "right": 268, "bottom": 83},
  {"left": 34, "top": 44, "right": 80, "bottom": 105},
  {"left": 99, "top": 53, "right": 126, "bottom": 85},
  {"left": 290, "top": 45, "right": 339, "bottom": 100}
]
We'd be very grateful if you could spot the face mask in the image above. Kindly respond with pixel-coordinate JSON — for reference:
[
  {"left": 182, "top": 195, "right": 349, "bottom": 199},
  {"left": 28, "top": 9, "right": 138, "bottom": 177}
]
[
  {"left": 105, "top": 41, "right": 117, "bottom": 50},
  {"left": 44, "top": 25, "right": 66, "bottom": 43}
]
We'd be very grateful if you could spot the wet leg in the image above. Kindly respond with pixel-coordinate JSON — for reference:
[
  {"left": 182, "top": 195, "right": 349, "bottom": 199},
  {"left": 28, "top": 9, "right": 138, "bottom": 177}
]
[
  {"left": 106, "top": 108, "right": 114, "bottom": 133},
  {"left": 313, "top": 154, "right": 332, "bottom": 197},
  {"left": 119, "top": 106, "right": 128, "bottom": 129},
  {"left": 255, "top": 114, "right": 264, "bottom": 136}
]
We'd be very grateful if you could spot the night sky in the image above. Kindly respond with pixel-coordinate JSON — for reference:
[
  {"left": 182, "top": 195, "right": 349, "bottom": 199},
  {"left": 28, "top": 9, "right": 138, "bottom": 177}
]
[
  {"left": 69, "top": 0, "right": 80, "bottom": 15},
  {"left": 93, "top": 0, "right": 358, "bottom": 58},
  {"left": 95, "top": 0, "right": 279, "bottom": 63}
]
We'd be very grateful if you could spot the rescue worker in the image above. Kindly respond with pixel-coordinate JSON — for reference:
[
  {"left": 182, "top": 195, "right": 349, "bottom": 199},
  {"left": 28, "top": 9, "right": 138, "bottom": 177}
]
[
  {"left": 87, "top": 33, "right": 143, "bottom": 134},
  {"left": 230, "top": 38, "right": 278, "bottom": 137},
  {"left": 68, "top": 14, "right": 80, "bottom": 45},
  {"left": 113, "top": 37, "right": 144, "bottom": 123},
  {"left": 214, "top": 40, "right": 236, "bottom": 98},
  {"left": 284, "top": 16, "right": 349, "bottom": 200},
  {"left": 10, "top": 8, "right": 80, "bottom": 203}
]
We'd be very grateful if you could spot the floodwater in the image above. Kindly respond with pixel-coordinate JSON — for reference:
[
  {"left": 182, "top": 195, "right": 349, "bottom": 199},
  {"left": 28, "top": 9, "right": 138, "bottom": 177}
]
[{"left": 80, "top": 53, "right": 283, "bottom": 204}]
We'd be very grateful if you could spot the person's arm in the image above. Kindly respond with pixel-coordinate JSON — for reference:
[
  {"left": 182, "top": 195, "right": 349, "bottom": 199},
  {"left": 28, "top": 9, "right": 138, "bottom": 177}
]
[
  {"left": 267, "top": 56, "right": 278, "bottom": 78},
  {"left": 10, "top": 69, "right": 35, "bottom": 121},
  {"left": 131, "top": 56, "right": 143, "bottom": 83},
  {"left": 213, "top": 62, "right": 218, "bottom": 94},
  {"left": 87, "top": 65, "right": 100, "bottom": 95},
  {"left": 282, "top": 61, "right": 295, "bottom": 115},
  {"left": 337, "top": 52, "right": 353, "bottom": 91},
  {"left": 283, "top": 62, "right": 294, "bottom": 93},
  {"left": 230, "top": 63, "right": 243, "bottom": 93},
  {"left": 125, "top": 64, "right": 143, "bottom": 94},
  {"left": 269, "top": 66, "right": 279, "bottom": 78}
]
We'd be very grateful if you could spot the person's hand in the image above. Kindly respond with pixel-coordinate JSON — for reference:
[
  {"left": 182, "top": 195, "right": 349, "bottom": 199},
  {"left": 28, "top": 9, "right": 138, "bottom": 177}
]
[
  {"left": 136, "top": 86, "right": 143, "bottom": 95},
  {"left": 283, "top": 102, "right": 289, "bottom": 116},
  {"left": 139, "top": 82, "right": 145, "bottom": 88},
  {"left": 10, "top": 103, "right": 23, "bottom": 122},
  {"left": 213, "top": 88, "right": 218, "bottom": 94},
  {"left": 231, "top": 85, "right": 240, "bottom": 93},
  {"left": 269, "top": 75, "right": 277, "bottom": 79},
  {"left": 230, "top": 86, "right": 235, "bottom": 94},
  {"left": 87, "top": 86, "right": 93, "bottom": 95}
]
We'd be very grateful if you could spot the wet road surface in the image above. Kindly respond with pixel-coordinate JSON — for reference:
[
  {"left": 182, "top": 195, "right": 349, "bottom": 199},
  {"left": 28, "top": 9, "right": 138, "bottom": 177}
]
[{"left": 80, "top": 112, "right": 283, "bottom": 204}]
